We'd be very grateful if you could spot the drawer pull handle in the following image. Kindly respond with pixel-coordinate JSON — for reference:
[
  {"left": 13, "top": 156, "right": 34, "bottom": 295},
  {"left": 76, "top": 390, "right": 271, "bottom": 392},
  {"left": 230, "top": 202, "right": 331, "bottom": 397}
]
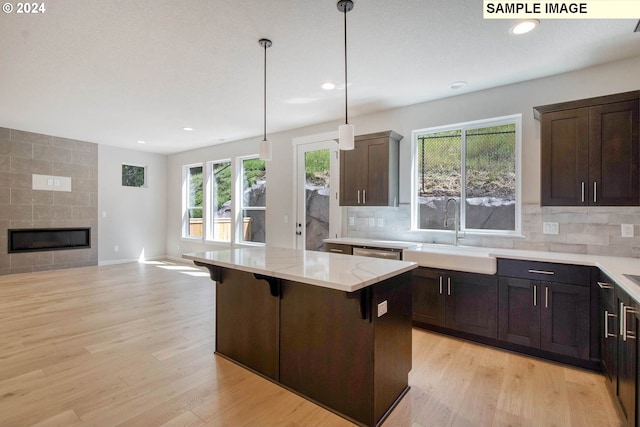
[
  {"left": 329, "top": 249, "right": 344, "bottom": 253},
  {"left": 528, "top": 269, "right": 555, "bottom": 275},
  {"left": 597, "top": 281, "right": 614, "bottom": 290}
]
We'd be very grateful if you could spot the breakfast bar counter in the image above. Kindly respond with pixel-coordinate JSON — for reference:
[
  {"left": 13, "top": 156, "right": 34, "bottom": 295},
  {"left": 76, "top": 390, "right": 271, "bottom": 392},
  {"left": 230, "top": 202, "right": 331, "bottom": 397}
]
[{"left": 184, "top": 247, "right": 417, "bottom": 427}]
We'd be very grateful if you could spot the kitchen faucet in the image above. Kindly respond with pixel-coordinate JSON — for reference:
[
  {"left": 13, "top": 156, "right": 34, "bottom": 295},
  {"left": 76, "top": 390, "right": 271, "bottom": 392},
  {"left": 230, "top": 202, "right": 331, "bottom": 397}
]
[{"left": 444, "top": 197, "right": 464, "bottom": 246}]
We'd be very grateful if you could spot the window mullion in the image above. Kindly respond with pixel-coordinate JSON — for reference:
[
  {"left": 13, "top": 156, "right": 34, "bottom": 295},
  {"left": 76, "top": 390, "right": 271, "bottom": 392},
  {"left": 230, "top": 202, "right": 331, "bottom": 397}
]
[{"left": 460, "top": 129, "right": 467, "bottom": 232}]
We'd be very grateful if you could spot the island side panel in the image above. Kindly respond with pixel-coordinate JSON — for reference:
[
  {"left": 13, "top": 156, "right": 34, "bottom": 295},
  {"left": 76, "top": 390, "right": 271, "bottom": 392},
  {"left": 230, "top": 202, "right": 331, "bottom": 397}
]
[
  {"left": 215, "top": 268, "right": 280, "bottom": 380},
  {"left": 373, "top": 271, "right": 413, "bottom": 424},
  {"left": 279, "top": 280, "right": 376, "bottom": 426}
]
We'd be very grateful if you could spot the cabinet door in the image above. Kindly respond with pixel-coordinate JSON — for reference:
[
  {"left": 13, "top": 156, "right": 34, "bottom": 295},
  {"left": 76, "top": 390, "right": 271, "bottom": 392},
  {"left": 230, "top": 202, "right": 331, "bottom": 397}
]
[
  {"left": 339, "top": 143, "right": 364, "bottom": 206},
  {"left": 411, "top": 268, "right": 445, "bottom": 327},
  {"left": 598, "top": 279, "right": 618, "bottom": 391},
  {"left": 362, "top": 137, "right": 389, "bottom": 206},
  {"left": 498, "top": 278, "right": 541, "bottom": 347},
  {"left": 540, "top": 282, "right": 590, "bottom": 360},
  {"left": 446, "top": 272, "right": 498, "bottom": 339},
  {"left": 589, "top": 100, "right": 640, "bottom": 206},
  {"left": 540, "top": 108, "right": 590, "bottom": 206},
  {"left": 618, "top": 293, "right": 637, "bottom": 427}
]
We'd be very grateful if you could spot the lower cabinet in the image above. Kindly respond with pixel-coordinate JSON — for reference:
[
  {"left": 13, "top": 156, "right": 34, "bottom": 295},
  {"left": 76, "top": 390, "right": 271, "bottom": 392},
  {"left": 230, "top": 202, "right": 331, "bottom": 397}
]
[
  {"left": 498, "top": 277, "right": 590, "bottom": 359},
  {"left": 412, "top": 268, "right": 498, "bottom": 339},
  {"left": 497, "top": 259, "right": 591, "bottom": 361},
  {"left": 600, "top": 270, "right": 638, "bottom": 427},
  {"left": 413, "top": 260, "right": 595, "bottom": 367}
]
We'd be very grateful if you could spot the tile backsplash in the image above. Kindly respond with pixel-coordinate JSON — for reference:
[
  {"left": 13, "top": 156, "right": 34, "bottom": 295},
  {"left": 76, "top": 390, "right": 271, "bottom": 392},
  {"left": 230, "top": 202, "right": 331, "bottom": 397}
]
[{"left": 344, "top": 204, "right": 640, "bottom": 258}]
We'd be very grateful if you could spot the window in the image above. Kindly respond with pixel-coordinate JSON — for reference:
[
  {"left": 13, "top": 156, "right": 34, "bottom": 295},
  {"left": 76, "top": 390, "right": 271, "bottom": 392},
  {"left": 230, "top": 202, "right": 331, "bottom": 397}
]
[
  {"left": 184, "top": 164, "right": 203, "bottom": 238},
  {"left": 122, "top": 164, "right": 146, "bottom": 187},
  {"left": 238, "top": 157, "right": 266, "bottom": 244},
  {"left": 412, "top": 115, "right": 520, "bottom": 234},
  {"left": 207, "top": 160, "right": 232, "bottom": 242}
]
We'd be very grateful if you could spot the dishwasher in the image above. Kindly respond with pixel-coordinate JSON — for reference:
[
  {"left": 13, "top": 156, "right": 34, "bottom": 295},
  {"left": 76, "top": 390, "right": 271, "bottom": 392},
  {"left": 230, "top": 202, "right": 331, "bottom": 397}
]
[{"left": 352, "top": 246, "right": 403, "bottom": 260}]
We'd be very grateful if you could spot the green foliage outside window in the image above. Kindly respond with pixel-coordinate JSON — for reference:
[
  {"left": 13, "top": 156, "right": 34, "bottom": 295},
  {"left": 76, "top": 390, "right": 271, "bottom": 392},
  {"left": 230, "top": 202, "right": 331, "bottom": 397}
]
[{"left": 122, "top": 164, "right": 145, "bottom": 187}]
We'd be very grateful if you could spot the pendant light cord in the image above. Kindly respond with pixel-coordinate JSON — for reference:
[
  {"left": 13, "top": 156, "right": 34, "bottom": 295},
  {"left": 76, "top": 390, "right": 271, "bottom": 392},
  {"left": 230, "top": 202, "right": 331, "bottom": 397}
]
[
  {"left": 263, "top": 42, "right": 267, "bottom": 141},
  {"left": 343, "top": 7, "right": 349, "bottom": 125}
]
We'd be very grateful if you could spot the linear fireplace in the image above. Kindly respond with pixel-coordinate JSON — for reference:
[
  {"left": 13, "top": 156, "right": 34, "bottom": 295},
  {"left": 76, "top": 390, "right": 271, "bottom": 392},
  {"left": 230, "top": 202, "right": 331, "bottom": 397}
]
[{"left": 8, "top": 228, "right": 91, "bottom": 254}]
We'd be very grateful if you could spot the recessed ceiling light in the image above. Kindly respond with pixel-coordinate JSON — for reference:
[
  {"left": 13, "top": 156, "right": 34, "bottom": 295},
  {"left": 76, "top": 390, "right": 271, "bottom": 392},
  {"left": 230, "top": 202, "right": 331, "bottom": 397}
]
[
  {"left": 137, "top": 140, "right": 146, "bottom": 144},
  {"left": 449, "top": 81, "right": 467, "bottom": 90},
  {"left": 183, "top": 127, "right": 194, "bottom": 131},
  {"left": 510, "top": 19, "right": 539, "bottom": 35},
  {"left": 322, "top": 82, "right": 336, "bottom": 90}
]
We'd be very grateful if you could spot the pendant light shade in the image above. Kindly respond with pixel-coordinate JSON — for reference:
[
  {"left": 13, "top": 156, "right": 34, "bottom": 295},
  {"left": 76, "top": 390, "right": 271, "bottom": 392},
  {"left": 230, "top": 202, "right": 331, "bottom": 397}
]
[
  {"left": 339, "top": 123, "right": 354, "bottom": 150},
  {"left": 259, "top": 38, "right": 272, "bottom": 161},
  {"left": 337, "top": 0, "right": 354, "bottom": 151}
]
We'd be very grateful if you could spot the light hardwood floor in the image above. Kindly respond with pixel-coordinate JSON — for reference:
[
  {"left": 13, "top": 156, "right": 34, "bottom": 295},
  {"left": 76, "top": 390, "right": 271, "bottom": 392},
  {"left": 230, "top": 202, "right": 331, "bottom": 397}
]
[{"left": 0, "top": 261, "right": 622, "bottom": 427}]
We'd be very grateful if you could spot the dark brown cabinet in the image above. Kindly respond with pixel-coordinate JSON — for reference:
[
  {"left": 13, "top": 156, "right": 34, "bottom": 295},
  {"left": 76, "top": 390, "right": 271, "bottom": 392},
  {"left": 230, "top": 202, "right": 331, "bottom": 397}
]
[
  {"left": 340, "top": 130, "right": 402, "bottom": 206},
  {"left": 214, "top": 268, "right": 280, "bottom": 380},
  {"left": 618, "top": 287, "right": 637, "bottom": 427},
  {"left": 598, "top": 273, "right": 618, "bottom": 391},
  {"left": 412, "top": 268, "right": 498, "bottom": 339},
  {"left": 536, "top": 91, "right": 640, "bottom": 206},
  {"left": 497, "top": 259, "right": 591, "bottom": 361}
]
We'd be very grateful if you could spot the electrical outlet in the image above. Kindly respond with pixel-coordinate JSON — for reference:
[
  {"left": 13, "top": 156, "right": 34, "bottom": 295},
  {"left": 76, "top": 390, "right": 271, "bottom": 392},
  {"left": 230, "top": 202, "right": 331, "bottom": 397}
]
[
  {"left": 368, "top": 218, "right": 375, "bottom": 227},
  {"left": 349, "top": 216, "right": 355, "bottom": 226},
  {"left": 377, "top": 217, "right": 384, "bottom": 227},
  {"left": 377, "top": 300, "right": 388, "bottom": 317},
  {"left": 114, "top": 245, "right": 119, "bottom": 252},
  {"left": 543, "top": 222, "right": 559, "bottom": 235},
  {"left": 283, "top": 215, "right": 289, "bottom": 223},
  {"left": 622, "top": 224, "right": 634, "bottom": 238}
]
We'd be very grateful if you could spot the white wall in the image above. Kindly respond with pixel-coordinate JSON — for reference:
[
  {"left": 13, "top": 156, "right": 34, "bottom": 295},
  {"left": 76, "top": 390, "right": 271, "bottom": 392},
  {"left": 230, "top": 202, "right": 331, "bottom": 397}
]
[
  {"left": 98, "top": 145, "right": 167, "bottom": 264},
  {"left": 166, "top": 55, "right": 640, "bottom": 258}
]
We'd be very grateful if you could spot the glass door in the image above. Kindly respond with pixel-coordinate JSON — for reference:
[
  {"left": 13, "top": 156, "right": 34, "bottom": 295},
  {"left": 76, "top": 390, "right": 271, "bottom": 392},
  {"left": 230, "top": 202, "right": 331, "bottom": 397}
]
[{"left": 295, "top": 140, "right": 339, "bottom": 251}]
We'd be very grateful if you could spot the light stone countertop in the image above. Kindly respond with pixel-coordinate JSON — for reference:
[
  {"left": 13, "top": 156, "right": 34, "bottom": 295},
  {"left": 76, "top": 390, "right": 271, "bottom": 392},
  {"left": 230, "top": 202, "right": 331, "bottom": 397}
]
[
  {"left": 183, "top": 247, "right": 417, "bottom": 293},
  {"left": 330, "top": 237, "right": 640, "bottom": 303},
  {"left": 324, "top": 237, "right": 421, "bottom": 250}
]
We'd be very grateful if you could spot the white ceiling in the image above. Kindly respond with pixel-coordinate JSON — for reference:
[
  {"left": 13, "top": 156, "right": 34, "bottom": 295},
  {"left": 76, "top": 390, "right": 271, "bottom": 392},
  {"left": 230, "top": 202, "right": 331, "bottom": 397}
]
[{"left": 1, "top": 1, "right": 639, "bottom": 154}]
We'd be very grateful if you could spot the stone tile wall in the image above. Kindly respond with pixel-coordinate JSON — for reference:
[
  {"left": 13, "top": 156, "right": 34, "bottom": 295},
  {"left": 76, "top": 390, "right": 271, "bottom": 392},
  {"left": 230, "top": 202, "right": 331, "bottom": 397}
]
[
  {"left": 0, "top": 127, "right": 98, "bottom": 274},
  {"left": 344, "top": 204, "right": 640, "bottom": 258}
]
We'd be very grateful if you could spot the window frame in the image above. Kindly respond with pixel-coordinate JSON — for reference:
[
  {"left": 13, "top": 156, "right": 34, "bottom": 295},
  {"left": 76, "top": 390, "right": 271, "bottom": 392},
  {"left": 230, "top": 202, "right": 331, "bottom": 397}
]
[
  {"left": 235, "top": 155, "right": 267, "bottom": 246},
  {"left": 205, "top": 159, "right": 233, "bottom": 243},
  {"left": 182, "top": 163, "right": 204, "bottom": 241},
  {"left": 410, "top": 114, "right": 522, "bottom": 237},
  {"left": 121, "top": 163, "right": 147, "bottom": 188}
]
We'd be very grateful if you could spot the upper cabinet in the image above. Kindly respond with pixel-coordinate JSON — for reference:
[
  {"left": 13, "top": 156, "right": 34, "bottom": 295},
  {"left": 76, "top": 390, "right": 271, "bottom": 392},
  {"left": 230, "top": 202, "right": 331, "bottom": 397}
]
[
  {"left": 535, "top": 91, "right": 639, "bottom": 206},
  {"left": 339, "top": 130, "right": 402, "bottom": 206}
]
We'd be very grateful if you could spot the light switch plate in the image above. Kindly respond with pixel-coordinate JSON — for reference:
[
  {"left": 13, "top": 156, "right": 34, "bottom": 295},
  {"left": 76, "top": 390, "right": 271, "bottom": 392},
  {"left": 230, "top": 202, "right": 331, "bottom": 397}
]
[
  {"left": 622, "top": 224, "right": 634, "bottom": 238},
  {"left": 377, "top": 300, "right": 388, "bottom": 317},
  {"left": 368, "top": 218, "right": 375, "bottom": 227},
  {"left": 349, "top": 216, "right": 355, "bottom": 226},
  {"left": 377, "top": 217, "right": 384, "bottom": 227},
  {"left": 543, "top": 222, "right": 559, "bottom": 235}
]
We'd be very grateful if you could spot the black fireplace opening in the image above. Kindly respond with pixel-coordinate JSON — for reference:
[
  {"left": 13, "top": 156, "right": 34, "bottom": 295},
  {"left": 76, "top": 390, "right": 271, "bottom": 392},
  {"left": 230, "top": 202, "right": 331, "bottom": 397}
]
[{"left": 8, "top": 228, "right": 91, "bottom": 253}]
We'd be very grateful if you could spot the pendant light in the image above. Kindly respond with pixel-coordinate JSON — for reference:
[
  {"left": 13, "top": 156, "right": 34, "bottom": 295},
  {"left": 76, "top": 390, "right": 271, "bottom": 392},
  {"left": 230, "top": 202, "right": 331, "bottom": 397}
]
[
  {"left": 337, "top": 0, "right": 354, "bottom": 150},
  {"left": 259, "top": 38, "right": 273, "bottom": 161}
]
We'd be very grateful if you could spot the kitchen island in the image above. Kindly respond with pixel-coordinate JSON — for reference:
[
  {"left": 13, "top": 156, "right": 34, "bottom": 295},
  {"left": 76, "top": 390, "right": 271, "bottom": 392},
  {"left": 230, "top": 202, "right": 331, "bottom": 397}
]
[{"left": 184, "top": 247, "right": 417, "bottom": 427}]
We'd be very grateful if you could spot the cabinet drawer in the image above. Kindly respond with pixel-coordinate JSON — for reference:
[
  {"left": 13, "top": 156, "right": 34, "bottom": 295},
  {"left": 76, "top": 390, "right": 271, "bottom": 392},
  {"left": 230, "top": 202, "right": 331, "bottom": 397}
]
[
  {"left": 324, "top": 243, "right": 353, "bottom": 255},
  {"left": 497, "top": 258, "right": 591, "bottom": 286}
]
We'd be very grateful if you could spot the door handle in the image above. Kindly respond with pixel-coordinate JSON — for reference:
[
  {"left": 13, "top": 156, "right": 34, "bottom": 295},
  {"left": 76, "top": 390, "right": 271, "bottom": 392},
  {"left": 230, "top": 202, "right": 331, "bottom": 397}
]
[
  {"left": 604, "top": 310, "right": 617, "bottom": 338},
  {"left": 581, "top": 182, "right": 585, "bottom": 203},
  {"left": 447, "top": 277, "right": 451, "bottom": 296},
  {"left": 357, "top": 190, "right": 360, "bottom": 204},
  {"left": 533, "top": 284, "right": 537, "bottom": 307},
  {"left": 593, "top": 182, "right": 597, "bottom": 204},
  {"left": 363, "top": 190, "right": 366, "bottom": 205},
  {"left": 439, "top": 276, "right": 443, "bottom": 295}
]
